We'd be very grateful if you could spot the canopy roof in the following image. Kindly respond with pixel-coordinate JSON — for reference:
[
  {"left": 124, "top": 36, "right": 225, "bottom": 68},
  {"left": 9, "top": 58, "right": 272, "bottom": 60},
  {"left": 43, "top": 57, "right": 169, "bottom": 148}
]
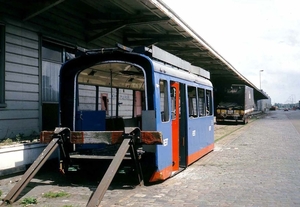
[{"left": 1, "top": 0, "right": 268, "bottom": 99}]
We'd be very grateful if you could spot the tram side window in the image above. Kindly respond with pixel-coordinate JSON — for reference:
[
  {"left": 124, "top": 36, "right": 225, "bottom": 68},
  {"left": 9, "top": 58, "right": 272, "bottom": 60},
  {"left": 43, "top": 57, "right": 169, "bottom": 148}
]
[
  {"left": 206, "top": 90, "right": 213, "bottom": 116},
  {"left": 188, "top": 86, "right": 197, "bottom": 117},
  {"left": 198, "top": 88, "right": 205, "bottom": 116},
  {"left": 160, "top": 79, "right": 169, "bottom": 122},
  {"left": 171, "top": 86, "right": 176, "bottom": 120}
]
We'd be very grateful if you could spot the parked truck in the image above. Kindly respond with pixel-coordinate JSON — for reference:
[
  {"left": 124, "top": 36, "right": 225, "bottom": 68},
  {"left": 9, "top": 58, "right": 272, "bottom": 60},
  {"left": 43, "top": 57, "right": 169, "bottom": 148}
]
[{"left": 216, "top": 84, "right": 255, "bottom": 124}]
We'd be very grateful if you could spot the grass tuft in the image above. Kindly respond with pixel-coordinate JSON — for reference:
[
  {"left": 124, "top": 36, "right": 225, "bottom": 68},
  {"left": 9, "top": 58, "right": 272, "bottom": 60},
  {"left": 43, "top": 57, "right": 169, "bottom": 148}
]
[
  {"left": 43, "top": 191, "right": 69, "bottom": 198},
  {"left": 21, "top": 197, "right": 37, "bottom": 206}
]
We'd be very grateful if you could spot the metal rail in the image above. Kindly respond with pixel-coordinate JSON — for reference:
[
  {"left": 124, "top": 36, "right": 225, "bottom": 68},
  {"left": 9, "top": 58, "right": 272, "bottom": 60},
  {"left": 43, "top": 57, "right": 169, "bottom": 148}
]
[
  {"left": 2, "top": 127, "right": 145, "bottom": 206},
  {"left": 1, "top": 138, "right": 60, "bottom": 205},
  {"left": 87, "top": 127, "right": 143, "bottom": 207}
]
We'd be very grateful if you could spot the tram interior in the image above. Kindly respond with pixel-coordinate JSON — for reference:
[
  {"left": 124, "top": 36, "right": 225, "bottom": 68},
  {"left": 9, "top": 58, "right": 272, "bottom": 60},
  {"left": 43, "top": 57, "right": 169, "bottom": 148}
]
[
  {"left": 76, "top": 62, "right": 146, "bottom": 132},
  {"left": 72, "top": 62, "right": 158, "bottom": 181}
]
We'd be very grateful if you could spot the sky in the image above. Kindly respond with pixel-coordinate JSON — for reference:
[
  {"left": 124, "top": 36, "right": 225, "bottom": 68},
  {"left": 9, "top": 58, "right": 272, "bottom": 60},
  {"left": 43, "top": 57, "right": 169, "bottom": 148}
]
[{"left": 162, "top": 0, "right": 300, "bottom": 104}]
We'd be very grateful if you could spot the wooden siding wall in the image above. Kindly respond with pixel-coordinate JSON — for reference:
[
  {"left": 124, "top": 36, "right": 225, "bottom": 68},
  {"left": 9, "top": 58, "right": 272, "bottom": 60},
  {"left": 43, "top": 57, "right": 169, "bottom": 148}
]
[
  {"left": 0, "top": 19, "right": 40, "bottom": 140},
  {"left": 78, "top": 85, "right": 134, "bottom": 118},
  {"left": 78, "top": 85, "right": 97, "bottom": 111},
  {"left": 0, "top": 1, "right": 142, "bottom": 140}
]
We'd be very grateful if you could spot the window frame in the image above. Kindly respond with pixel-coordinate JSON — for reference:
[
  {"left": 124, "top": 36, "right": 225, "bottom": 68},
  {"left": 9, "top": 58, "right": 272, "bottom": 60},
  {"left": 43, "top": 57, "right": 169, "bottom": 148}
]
[
  {"left": 41, "top": 40, "right": 76, "bottom": 103},
  {"left": 205, "top": 89, "right": 213, "bottom": 116},
  {"left": 0, "top": 24, "right": 6, "bottom": 108},
  {"left": 187, "top": 85, "right": 198, "bottom": 118},
  {"left": 197, "top": 87, "right": 205, "bottom": 117},
  {"left": 159, "top": 79, "right": 170, "bottom": 122}
]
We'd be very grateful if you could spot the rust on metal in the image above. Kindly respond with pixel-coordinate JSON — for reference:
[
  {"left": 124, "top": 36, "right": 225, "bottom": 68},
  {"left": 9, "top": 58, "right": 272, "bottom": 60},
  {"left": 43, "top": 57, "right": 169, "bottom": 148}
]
[
  {"left": 141, "top": 131, "right": 163, "bottom": 144},
  {"left": 40, "top": 130, "right": 163, "bottom": 145},
  {"left": 111, "top": 131, "right": 125, "bottom": 144},
  {"left": 70, "top": 131, "right": 84, "bottom": 143},
  {"left": 40, "top": 131, "right": 54, "bottom": 143}
]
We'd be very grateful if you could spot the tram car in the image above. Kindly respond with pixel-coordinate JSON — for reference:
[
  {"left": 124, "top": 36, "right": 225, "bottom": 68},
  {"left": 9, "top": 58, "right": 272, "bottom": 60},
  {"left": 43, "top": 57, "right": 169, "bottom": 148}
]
[{"left": 41, "top": 44, "right": 214, "bottom": 183}]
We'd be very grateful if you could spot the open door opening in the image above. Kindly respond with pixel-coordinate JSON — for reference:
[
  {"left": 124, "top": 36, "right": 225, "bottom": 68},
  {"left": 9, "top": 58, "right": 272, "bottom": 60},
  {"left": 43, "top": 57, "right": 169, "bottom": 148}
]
[{"left": 179, "top": 83, "right": 187, "bottom": 167}]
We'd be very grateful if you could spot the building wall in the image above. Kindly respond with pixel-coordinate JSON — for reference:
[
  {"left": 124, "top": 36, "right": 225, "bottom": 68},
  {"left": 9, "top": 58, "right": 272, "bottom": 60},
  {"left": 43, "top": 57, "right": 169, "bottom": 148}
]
[
  {"left": 78, "top": 85, "right": 135, "bottom": 118},
  {"left": 0, "top": 18, "right": 137, "bottom": 140},
  {"left": 0, "top": 19, "right": 40, "bottom": 139}
]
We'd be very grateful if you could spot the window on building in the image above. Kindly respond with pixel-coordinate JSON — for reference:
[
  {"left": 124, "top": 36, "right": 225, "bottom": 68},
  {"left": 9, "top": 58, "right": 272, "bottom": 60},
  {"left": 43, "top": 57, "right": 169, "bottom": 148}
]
[
  {"left": 0, "top": 24, "right": 5, "bottom": 108},
  {"left": 159, "top": 79, "right": 169, "bottom": 122},
  {"left": 42, "top": 42, "right": 62, "bottom": 102},
  {"left": 41, "top": 40, "right": 75, "bottom": 130},
  {"left": 42, "top": 41, "right": 75, "bottom": 102},
  {"left": 188, "top": 86, "right": 197, "bottom": 117}
]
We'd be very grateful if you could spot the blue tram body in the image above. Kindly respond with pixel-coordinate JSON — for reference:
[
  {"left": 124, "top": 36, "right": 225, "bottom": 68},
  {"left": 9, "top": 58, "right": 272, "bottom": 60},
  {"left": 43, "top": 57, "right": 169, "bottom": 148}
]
[
  {"left": 147, "top": 61, "right": 214, "bottom": 181},
  {"left": 56, "top": 45, "right": 214, "bottom": 182}
]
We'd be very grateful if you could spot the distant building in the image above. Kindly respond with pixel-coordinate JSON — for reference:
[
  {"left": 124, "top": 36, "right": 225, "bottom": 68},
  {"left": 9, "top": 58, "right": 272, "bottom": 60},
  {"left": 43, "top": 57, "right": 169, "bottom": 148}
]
[{"left": 256, "top": 90, "right": 271, "bottom": 112}]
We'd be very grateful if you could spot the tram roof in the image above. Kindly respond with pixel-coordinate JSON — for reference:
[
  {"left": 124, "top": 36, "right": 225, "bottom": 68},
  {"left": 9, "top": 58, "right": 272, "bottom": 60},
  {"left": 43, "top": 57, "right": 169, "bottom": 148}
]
[{"left": 1, "top": 0, "right": 268, "bottom": 99}]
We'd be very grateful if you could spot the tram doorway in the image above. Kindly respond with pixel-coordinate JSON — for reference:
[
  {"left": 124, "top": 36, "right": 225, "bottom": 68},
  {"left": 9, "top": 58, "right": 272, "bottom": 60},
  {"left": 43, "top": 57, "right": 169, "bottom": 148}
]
[{"left": 179, "top": 83, "right": 187, "bottom": 167}]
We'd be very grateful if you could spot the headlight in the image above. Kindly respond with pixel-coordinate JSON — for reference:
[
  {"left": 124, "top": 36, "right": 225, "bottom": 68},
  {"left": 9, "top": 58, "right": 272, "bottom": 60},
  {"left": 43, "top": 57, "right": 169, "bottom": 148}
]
[{"left": 234, "top": 110, "right": 240, "bottom": 115}]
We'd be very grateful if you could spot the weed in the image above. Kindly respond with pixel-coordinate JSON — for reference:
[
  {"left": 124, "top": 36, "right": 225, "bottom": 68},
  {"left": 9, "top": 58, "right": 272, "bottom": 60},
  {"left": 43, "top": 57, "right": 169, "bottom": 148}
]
[
  {"left": 15, "top": 133, "right": 24, "bottom": 142},
  {"left": 20, "top": 197, "right": 37, "bottom": 206},
  {"left": 0, "top": 132, "right": 40, "bottom": 147},
  {"left": 0, "top": 190, "right": 2, "bottom": 197},
  {"left": 43, "top": 191, "right": 69, "bottom": 198},
  {"left": 29, "top": 131, "right": 39, "bottom": 142},
  {"left": 0, "top": 138, "right": 13, "bottom": 146}
]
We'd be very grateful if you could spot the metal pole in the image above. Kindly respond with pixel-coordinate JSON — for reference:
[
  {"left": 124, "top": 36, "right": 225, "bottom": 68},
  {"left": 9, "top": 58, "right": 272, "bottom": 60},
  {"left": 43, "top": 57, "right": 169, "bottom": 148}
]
[{"left": 259, "top": 70, "right": 264, "bottom": 89}]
